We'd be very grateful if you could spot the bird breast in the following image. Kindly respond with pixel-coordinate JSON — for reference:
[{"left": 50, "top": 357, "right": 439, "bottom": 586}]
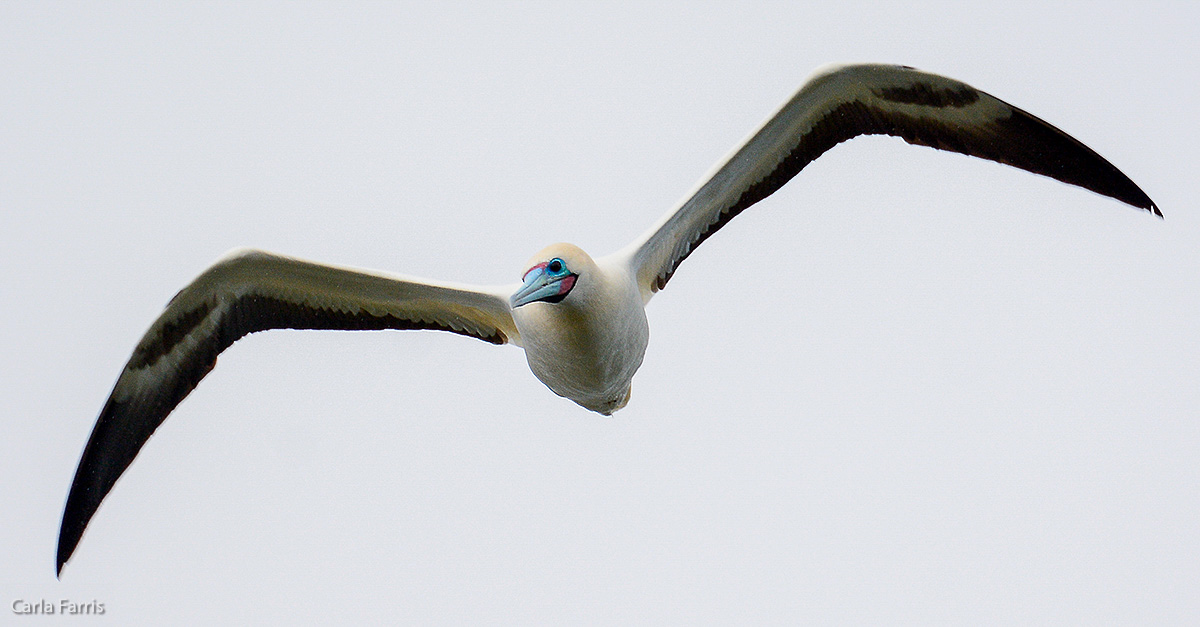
[{"left": 512, "top": 267, "right": 649, "bottom": 414}]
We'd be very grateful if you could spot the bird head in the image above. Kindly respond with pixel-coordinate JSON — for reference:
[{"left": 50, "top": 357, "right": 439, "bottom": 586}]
[{"left": 510, "top": 243, "right": 590, "bottom": 308}]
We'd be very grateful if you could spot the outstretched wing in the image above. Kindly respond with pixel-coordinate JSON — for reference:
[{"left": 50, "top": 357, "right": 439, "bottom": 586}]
[
  {"left": 57, "top": 248, "right": 519, "bottom": 574},
  {"left": 621, "top": 63, "right": 1159, "bottom": 300}
]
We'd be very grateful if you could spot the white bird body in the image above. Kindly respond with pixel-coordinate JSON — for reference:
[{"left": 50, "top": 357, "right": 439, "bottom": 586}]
[
  {"left": 57, "top": 63, "right": 1159, "bottom": 575},
  {"left": 513, "top": 244, "right": 650, "bottom": 415}
]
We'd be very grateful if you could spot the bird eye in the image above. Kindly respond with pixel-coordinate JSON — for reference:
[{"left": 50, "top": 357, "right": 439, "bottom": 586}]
[{"left": 548, "top": 258, "right": 564, "bottom": 274}]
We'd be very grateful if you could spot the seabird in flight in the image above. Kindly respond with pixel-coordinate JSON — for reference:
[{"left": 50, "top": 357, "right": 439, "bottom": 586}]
[{"left": 56, "top": 63, "right": 1159, "bottom": 575}]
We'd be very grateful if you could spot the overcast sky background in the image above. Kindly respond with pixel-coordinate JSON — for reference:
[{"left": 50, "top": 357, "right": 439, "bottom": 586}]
[{"left": 2, "top": 2, "right": 1197, "bottom": 624}]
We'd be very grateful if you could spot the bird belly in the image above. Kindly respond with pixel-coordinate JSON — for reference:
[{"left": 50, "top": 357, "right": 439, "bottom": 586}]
[{"left": 517, "top": 304, "right": 648, "bottom": 415}]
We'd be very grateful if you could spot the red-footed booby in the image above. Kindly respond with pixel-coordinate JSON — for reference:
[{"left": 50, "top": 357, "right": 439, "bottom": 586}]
[{"left": 57, "top": 64, "right": 1159, "bottom": 575}]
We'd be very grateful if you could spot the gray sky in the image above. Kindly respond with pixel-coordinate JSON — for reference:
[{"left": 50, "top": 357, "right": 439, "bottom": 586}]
[{"left": 3, "top": 1, "right": 1197, "bottom": 624}]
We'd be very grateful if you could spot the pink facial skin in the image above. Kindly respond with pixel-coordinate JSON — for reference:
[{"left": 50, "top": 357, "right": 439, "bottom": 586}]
[{"left": 523, "top": 262, "right": 548, "bottom": 282}]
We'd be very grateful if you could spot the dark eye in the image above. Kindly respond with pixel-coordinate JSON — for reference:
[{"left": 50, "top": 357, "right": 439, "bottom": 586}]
[{"left": 548, "top": 258, "right": 564, "bottom": 274}]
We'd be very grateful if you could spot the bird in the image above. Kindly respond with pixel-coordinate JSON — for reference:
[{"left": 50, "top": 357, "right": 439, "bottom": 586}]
[{"left": 56, "top": 63, "right": 1159, "bottom": 575}]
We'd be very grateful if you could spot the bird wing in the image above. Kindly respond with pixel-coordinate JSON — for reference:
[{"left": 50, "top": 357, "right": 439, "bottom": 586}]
[
  {"left": 618, "top": 63, "right": 1159, "bottom": 301},
  {"left": 57, "top": 248, "right": 519, "bottom": 574}
]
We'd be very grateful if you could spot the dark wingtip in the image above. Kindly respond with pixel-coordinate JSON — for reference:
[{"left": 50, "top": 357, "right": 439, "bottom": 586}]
[
  {"left": 1124, "top": 190, "right": 1160, "bottom": 218},
  {"left": 1122, "top": 192, "right": 1160, "bottom": 218},
  {"left": 56, "top": 516, "right": 74, "bottom": 578},
  {"left": 1113, "top": 181, "right": 1160, "bottom": 218},
  {"left": 979, "top": 102, "right": 1160, "bottom": 220},
  {"left": 57, "top": 490, "right": 86, "bottom": 579},
  {"left": 56, "top": 394, "right": 151, "bottom": 582}
]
